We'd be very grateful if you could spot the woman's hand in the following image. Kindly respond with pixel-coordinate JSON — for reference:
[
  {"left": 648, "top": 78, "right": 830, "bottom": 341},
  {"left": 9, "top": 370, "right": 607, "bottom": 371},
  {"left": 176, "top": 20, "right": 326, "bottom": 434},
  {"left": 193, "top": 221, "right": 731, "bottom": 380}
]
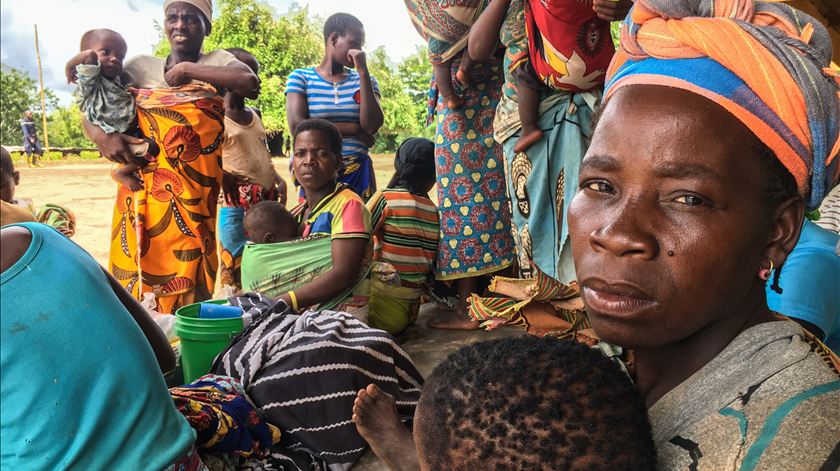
[
  {"left": 84, "top": 118, "right": 145, "bottom": 164},
  {"left": 347, "top": 49, "right": 368, "bottom": 74},
  {"left": 164, "top": 61, "right": 194, "bottom": 87},
  {"left": 222, "top": 171, "right": 248, "bottom": 205},
  {"left": 592, "top": 0, "right": 632, "bottom": 21}
]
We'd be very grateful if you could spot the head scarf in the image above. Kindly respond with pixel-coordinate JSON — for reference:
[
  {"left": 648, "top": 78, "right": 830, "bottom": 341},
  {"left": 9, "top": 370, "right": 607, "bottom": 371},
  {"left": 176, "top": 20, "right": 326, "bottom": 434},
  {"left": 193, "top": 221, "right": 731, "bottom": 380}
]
[
  {"left": 164, "top": 0, "right": 213, "bottom": 33},
  {"left": 388, "top": 137, "right": 436, "bottom": 194},
  {"left": 604, "top": 0, "right": 840, "bottom": 210}
]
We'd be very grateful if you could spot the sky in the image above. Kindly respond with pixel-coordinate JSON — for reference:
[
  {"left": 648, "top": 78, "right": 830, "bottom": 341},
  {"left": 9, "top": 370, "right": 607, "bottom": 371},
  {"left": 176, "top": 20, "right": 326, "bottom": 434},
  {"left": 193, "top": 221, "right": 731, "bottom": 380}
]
[{"left": 1, "top": 0, "right": 425, "bottom": 105}]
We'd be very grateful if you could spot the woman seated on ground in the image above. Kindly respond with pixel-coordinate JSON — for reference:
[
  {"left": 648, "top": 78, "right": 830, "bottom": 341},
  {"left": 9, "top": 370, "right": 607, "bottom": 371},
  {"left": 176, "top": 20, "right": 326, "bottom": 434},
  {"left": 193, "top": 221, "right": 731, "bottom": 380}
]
[
  {"left": 0, "top": 223, "right": 198, "bottom": 469},
  {"left": 241, "top": 118, "right": 372, "bottom": 312},
  {"left": 566, "top": 0, "right": 840, "bottom": 467},
  {"left": 366, "top": 138, "right": 439, "bottom": 334}
]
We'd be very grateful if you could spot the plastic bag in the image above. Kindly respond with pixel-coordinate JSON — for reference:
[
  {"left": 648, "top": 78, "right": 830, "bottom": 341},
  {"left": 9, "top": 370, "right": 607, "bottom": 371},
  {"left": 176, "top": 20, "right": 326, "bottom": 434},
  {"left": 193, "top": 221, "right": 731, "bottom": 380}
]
[{"left": 141, "top": 292, "right": 177, "bottom": 341}]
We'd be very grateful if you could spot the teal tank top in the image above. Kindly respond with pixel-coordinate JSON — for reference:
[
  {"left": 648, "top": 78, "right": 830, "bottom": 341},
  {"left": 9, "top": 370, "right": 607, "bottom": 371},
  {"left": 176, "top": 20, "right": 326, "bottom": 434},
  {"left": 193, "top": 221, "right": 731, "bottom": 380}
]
[{"left": 0, "top": 223, "right": 195, "bottom": 469}]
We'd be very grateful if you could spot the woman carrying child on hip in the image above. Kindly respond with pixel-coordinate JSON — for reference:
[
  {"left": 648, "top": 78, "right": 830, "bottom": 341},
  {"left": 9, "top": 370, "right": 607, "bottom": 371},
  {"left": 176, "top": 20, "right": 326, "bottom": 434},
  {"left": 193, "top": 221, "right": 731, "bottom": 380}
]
[{"left": 366, "top": 138, "right": 439, "bottom": 334}]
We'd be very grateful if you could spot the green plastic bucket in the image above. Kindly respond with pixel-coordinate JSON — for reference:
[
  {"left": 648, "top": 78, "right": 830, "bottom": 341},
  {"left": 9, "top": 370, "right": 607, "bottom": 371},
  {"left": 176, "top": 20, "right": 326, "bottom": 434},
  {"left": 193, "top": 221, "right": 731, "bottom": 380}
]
[{"left": 175, "top": 300, "right": 243, "bottom": 383}]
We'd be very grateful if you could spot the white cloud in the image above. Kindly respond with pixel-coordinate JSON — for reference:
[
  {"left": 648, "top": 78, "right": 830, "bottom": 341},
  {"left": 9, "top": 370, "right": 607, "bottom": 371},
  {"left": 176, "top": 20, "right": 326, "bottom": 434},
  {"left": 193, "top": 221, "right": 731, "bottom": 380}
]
[{"left": 0, "top": 0, "right": 424, "bottom": 106}]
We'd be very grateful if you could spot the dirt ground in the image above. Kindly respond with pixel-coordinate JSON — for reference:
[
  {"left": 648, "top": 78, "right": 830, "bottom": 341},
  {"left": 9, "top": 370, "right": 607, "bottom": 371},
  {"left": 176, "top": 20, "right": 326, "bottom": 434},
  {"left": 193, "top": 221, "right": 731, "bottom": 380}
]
[{"left": 14, "top": 155, "right": 401, "bottom": 266}]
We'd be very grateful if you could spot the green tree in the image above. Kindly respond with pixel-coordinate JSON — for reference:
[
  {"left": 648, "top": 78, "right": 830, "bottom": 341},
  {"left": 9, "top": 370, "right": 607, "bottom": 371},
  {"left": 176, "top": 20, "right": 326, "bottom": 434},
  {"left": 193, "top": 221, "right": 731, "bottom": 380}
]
[
  {"left": 0, "top": 65, "right": 57, "bottom": 145},
  {"left": 47, "top": 104, "right": 94, "bottom": 148}
]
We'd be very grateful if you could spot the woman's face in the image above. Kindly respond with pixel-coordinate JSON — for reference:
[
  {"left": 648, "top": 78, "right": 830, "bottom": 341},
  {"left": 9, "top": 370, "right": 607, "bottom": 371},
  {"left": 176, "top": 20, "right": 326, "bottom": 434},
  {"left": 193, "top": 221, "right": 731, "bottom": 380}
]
[
  {"left": 293, "top": 130, "right": 340, "bottom": 194},
  {"left": 568, "top": 85, "right": 783, "bottom": 350},
  {"left": 164, "top": 2, "right": 207, "bottom": 55},
  {"left": 329, "top": 26, "right": 365, "bottom": 68}
]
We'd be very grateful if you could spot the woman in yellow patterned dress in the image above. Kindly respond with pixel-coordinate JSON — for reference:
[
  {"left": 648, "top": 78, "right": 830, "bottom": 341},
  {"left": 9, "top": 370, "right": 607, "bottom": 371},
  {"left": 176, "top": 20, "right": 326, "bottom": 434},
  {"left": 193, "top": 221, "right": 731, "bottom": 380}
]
[{"left": 83, "top": 0, "right": 258, "bottom": 312}]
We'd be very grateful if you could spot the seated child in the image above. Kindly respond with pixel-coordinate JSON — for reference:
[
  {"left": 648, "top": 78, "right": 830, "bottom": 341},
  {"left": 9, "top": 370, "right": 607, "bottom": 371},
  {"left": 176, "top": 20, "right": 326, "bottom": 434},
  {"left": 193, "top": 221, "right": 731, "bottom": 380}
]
[
  {"left": 0, "top": 147, "right": 76, "bottom": 236},
  {"left": 351, "top": 336, "right": 656, "bottom": 470},
  {"left": 365, "top": 138, "right": 439, "bottom": 334},
  {"left": 513, "top": 0, "right": 615, "bottom": 153},
  {"left": 217, "top": 47, "right": 287, "bottom": 293},
  {"left": 0, "top": 147, "right": 36, "bottom": 226},
  {"left": 242, "top": 201, "right": 298, "bottom": 245},
  {"left": 65, "top": 28, "right": 159, "bottom": 191}
]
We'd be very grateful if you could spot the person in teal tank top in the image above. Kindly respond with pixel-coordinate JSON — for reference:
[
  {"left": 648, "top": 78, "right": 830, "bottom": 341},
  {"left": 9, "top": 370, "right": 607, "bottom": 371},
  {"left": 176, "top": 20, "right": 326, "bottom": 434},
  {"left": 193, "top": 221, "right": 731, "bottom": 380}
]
[{"left": 0, "top": 223, "right": 196, "bottom": 469}]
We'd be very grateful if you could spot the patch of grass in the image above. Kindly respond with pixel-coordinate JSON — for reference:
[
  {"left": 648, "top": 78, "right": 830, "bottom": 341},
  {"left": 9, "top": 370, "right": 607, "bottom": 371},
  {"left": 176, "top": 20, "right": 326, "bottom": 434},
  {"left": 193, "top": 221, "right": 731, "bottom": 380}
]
[{"left": 10, "top": 150, "right": 102, "bottom": 163}]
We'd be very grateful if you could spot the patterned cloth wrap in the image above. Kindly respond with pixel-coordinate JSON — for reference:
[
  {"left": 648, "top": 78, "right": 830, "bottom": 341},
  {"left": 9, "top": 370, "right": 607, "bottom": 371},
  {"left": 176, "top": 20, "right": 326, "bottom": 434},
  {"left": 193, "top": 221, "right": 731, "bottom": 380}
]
[
  {"left": 212, "top": 294, "right": 424, "bottom": 470},
  {"left": 35, "top": 204, "right": 76, "bottom": 237},
  {"left": 606, "top": 0, "right": 840, "bottom": 210},
  {"left": 404, "top": 0, "right": 490, "bottom": 65},
  {"left": 523, "top": 0, "right": 614, "bottom": 92},
  {"left": 170, "top": 374, "right": 281, "bottom": 459},
  {"left": 109, "top": 83, "right": 224, "bottom": 313}
]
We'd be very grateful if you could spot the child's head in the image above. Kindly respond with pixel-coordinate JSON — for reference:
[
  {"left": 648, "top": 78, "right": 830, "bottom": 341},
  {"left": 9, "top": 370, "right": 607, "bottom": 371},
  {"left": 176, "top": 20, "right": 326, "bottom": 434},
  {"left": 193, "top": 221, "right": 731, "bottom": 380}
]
[
  {"left": 79, "top": 29, "right": 127, "bottom": 80},
  {"left": 226, "top": 47, "right": 259, "bottom": 75},
  {"left": 387, "top": 137, "right": 436, "bottom": 195},
  {"left": 414, "top": 336, "right": 656, "bottom": 471},
  {"left": 0, "top": 147, "right": 19, "bottom": 203},
  {"left": 243, "top": 201, "right": 297, "bottom": 244}
]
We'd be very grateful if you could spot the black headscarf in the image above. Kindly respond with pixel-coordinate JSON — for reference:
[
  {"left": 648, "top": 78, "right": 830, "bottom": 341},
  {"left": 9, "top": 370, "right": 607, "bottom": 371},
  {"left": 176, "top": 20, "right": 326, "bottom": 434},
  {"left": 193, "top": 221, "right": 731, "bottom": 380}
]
[{"left": 388, "top": 137, "right": 436, "bottom": 194}]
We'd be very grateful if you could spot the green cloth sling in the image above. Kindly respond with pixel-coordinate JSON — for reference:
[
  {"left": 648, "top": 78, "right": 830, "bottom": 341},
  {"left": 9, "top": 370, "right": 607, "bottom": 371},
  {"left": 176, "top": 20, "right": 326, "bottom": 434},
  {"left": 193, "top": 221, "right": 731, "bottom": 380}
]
[{"left": 240, "top": 235, "right": 370, "bottom": 311}]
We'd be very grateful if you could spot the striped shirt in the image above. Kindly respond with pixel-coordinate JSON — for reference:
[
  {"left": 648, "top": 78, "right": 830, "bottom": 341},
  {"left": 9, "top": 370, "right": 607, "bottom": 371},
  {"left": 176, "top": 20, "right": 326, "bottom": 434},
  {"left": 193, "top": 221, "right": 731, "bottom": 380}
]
[
  {"left": 285, "top": 67, "right": 380, "bottom": 160},
  {"left": 292, "top": 184, "right": 371, "bottom": 240},
  {"left": 368, "top": 189, "right": 440, "bottom": 285}
]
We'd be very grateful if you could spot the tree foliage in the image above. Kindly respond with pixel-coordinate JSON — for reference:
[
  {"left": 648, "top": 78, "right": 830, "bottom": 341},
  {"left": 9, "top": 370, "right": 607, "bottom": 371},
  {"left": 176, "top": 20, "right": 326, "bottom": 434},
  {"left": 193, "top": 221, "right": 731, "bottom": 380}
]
[
  {"left": 0, "top": 65, "right": 58, "bottom": 145},
  {"left": 47, "top": 104, "right": 94, "bottom": 148}
]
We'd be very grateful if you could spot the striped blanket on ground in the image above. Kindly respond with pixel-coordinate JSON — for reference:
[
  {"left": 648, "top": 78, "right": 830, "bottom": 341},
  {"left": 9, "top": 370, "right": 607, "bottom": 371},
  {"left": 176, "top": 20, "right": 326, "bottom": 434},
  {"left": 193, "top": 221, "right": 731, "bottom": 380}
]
[{"left": 211, "top": 294, "right": 423, "bottom": 470}]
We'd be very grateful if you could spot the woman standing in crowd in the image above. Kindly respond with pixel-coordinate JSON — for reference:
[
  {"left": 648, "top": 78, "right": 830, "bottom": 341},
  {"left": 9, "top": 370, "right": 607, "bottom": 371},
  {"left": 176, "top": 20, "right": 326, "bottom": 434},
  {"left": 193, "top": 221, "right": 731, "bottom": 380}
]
[
  {"left": 568, "top": 0, "right": 840, "bottom": 466},
  {"left": 286, "top": 13, "right": 383, "bottom": 201},
  {"left": 83, "top": 0, "right": 258, "bottom": 313},
  {"left": 406, "top": 0, "right": 516, "bottom": 329},
  {"left": 469, "top": 0, "right": 628, "bottom": 285}
]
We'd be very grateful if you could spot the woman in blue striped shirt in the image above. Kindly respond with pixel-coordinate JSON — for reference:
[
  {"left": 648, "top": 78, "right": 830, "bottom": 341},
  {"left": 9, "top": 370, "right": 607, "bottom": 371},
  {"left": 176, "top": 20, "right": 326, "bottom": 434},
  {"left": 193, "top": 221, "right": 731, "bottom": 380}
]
[{"left": 286, "top": 13, "right": 384, "bottom": 201}]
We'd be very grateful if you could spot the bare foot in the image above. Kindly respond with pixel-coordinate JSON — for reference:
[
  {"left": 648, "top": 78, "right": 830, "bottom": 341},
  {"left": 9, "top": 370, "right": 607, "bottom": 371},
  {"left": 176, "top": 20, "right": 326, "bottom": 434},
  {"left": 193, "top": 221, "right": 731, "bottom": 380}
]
[
  {"left": 455, "top": 67, "right": 471, "bottom": 88},
  {"left": 352, "top": 384, "right": 419, "bottom": 471},
  {"left": 445, "top": 95, "right": 464, "bottom": 110},
  {"left": 514, "top": 126, "right": 543, "bottom": 154},
  {"left": 112, "top": 169, "right": 144, "bottom": 191},
  {"left": 427, "top": 309, "right": 481, "bottom": 330}
]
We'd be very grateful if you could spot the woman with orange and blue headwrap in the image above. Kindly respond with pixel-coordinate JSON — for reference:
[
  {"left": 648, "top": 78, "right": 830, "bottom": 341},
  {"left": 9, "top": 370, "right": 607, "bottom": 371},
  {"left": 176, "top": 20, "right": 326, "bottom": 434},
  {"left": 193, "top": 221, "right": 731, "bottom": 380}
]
[{"left": 566, "top": 0, "right": 840, "bottom": 468}]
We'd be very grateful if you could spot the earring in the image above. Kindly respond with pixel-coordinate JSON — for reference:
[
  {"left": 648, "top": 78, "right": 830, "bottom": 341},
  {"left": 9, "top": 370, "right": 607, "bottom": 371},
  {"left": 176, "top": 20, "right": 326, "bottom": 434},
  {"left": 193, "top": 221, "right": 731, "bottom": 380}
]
[{"left": 758, "top": 259, "right": 775, "bottom": 281}]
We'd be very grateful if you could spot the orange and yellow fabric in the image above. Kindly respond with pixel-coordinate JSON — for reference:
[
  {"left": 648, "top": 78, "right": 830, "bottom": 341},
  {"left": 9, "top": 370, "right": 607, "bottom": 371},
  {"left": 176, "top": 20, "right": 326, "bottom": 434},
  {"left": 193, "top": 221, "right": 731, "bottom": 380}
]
[{"left": 109, "top": 84, "right": 224, "bottom": 313}]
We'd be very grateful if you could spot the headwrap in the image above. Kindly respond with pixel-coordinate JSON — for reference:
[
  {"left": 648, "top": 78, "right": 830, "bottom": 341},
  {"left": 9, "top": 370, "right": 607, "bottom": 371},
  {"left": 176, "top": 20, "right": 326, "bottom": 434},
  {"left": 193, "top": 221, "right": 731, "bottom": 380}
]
[
  {"left": 604, "top": 0, "right": 840, "bottom": 210},
  {"left": 164, "top": 0, "right": 213, "bottom": 33},
  {"left": 388, "top": 137, "right": 436, "bottom": 194}
]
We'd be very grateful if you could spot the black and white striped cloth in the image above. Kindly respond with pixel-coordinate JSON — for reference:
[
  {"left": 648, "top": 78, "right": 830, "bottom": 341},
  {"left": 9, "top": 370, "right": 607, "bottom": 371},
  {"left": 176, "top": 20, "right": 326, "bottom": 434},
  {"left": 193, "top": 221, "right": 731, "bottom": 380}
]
[{"left": 212, "top": 294, "right": 423, "bottom": 470}]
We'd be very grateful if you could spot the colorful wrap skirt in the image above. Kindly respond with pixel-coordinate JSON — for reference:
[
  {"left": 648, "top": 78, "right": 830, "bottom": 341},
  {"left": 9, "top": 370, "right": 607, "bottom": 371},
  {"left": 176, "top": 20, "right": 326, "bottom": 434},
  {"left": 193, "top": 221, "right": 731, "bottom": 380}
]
[{"left": 109, "top": 84, "right": 224, "bottom": 313}]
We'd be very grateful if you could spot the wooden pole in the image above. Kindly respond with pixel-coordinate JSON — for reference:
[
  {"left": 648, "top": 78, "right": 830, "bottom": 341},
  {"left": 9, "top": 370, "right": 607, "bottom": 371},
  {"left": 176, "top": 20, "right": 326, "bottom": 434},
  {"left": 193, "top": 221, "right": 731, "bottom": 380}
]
[{"left": 34, "top": 24, "right": 50, "bottom": 152}]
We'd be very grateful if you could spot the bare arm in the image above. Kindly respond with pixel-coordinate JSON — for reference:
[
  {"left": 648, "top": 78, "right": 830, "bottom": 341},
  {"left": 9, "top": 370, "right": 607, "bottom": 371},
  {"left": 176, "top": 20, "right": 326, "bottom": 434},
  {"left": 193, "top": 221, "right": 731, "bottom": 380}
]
[
  {"left": 278, "top": 237, "right": 368, "bottom": 309},
  {"left": 348, "top": 50, "right": 384, "bottom": 136},
  {"left": 100, "top": 267, "right": 175, "bottom": 374},
  {"left": 286, "top": 92, "right": 310, "bottom": 136},
  {"left": 65, "top": 49, "right": 98, "bottom": 83},
  {"left": 165, "top": 61, "right": 259, "bottom": 99},
  {"left": 469, "top": 0, "right": 512, "bottom": 61},
  {"left": 82, "top": 118, "right": 145, "bottom": 164}
]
